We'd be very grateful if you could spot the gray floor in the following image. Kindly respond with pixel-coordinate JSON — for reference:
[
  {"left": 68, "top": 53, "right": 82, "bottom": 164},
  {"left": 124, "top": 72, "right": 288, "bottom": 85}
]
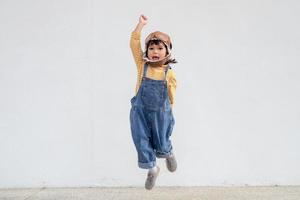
[{"left": 0, "top": 186, "right": 300, "bottom": 200}]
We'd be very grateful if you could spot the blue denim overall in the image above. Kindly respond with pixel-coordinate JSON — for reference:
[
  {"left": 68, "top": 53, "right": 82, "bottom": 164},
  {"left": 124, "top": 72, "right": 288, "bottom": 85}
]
[{"left": 130, "top": 63, "right": 175, "bottom": 169}]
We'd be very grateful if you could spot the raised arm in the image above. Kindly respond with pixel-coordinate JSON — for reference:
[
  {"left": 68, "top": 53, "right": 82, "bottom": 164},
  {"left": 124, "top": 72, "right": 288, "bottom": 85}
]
[{"left": 130, "top": 15, "right": 148, "bottom": 71}]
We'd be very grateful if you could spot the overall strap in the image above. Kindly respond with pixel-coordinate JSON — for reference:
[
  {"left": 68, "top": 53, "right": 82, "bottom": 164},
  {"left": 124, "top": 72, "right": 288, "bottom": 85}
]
[
  {"left": 143, "top": 63, "right": 148, "bottom": 77},
  {"left": 164, "top": 65, "right": 171, "bottom": 81},
  {"left": 143, "top": 63, "right": 170, "bottom": 81}
]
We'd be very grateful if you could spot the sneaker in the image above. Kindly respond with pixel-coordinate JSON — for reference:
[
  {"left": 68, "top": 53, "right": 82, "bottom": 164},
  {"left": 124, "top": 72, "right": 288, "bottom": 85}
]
[
  {"left": 145, "top": 166, "right": 160, "bottom": 190},
  {"left": 166, "top": 153, "right": 177, "bottom": 172}
]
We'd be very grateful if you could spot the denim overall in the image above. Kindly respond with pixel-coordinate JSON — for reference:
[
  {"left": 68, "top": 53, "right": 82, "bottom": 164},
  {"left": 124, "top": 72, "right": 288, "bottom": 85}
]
[{"left": 130, "top": 63, "right": 175, "bottom": 169}]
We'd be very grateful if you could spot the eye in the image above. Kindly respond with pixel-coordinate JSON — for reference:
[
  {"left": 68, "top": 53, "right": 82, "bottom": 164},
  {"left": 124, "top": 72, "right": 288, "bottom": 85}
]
[
  {"left": 149, "top": 47, "right": 154, "bottom": 50},
  {"left": 159, "top": 47, "right": 163, "bottom": 50}
]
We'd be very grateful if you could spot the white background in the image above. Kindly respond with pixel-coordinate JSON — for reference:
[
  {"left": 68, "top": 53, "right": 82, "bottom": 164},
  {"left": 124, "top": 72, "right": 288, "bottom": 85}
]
[{"left": 0, "top": 0, "right": 300, "bottom": 187}]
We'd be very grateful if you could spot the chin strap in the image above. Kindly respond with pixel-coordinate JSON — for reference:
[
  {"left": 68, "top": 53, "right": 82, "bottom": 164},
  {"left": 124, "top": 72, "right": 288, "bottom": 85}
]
[{"left": 142, "top": 52, "right": 172, "bottom": 65}]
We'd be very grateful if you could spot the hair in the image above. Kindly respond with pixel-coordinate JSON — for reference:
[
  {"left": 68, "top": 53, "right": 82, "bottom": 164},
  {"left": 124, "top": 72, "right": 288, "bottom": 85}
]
[{"left": 145, "top": 40, "right": 178, "bottom": 65}]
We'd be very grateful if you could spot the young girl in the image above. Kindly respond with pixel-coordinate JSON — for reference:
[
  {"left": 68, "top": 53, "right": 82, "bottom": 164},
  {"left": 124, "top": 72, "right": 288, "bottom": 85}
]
[{"left": 129, "top": 14, "right": 177, "bottom": 190}]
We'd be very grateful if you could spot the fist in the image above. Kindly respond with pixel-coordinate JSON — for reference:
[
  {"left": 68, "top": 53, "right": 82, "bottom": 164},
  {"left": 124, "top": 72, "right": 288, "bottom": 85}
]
[{"left": 139, "top": 14, "right": 148, "bottom": 25}]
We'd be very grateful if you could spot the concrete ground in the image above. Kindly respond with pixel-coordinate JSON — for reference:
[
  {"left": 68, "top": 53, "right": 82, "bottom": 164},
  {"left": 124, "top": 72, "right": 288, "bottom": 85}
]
[{"left": 0, "top": 186, "right": 299, "bottom": 200}]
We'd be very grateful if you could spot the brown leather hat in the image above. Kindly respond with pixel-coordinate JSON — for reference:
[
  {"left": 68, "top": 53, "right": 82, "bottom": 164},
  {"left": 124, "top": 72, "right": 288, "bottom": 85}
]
[
  {"left": 145, "top": 31, "right": 172, "bottom": 50},
  {"left": 143, "top": 31, "right": 174, "bottom": 66}
]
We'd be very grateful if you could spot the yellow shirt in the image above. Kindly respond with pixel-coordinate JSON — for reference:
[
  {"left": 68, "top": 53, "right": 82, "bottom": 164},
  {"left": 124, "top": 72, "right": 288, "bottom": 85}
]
[{"left": 130, "top": 31, "right": 177, "bottom": 106}]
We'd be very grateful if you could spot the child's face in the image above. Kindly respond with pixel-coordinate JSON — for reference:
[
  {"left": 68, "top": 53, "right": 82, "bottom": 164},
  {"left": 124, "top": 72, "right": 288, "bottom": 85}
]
[{"left": 147, "top": 42, "right": 167, "bottom": 61}]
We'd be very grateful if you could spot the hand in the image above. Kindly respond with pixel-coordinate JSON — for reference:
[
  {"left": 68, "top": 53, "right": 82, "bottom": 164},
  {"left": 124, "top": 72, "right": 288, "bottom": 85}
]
[{"left": 139, "top": 14, "right": 148, "bottom": 25}]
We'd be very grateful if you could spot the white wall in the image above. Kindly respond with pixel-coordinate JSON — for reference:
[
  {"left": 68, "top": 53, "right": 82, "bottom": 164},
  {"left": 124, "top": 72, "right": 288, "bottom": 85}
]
[{"left": 0, "top": 0, "right": 300, "bottom": 188}]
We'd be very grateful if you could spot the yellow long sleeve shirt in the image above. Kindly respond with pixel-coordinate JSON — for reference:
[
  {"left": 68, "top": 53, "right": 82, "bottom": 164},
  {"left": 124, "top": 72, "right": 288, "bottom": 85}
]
[{"left": 130, "top": 31, "right": 177, "bottom": 106}]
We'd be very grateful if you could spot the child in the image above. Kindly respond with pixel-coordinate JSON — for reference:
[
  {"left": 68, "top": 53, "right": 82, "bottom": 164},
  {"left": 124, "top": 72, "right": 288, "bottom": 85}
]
[{"left": 129, "top": 14, "right": 177, "bottom": 190}]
